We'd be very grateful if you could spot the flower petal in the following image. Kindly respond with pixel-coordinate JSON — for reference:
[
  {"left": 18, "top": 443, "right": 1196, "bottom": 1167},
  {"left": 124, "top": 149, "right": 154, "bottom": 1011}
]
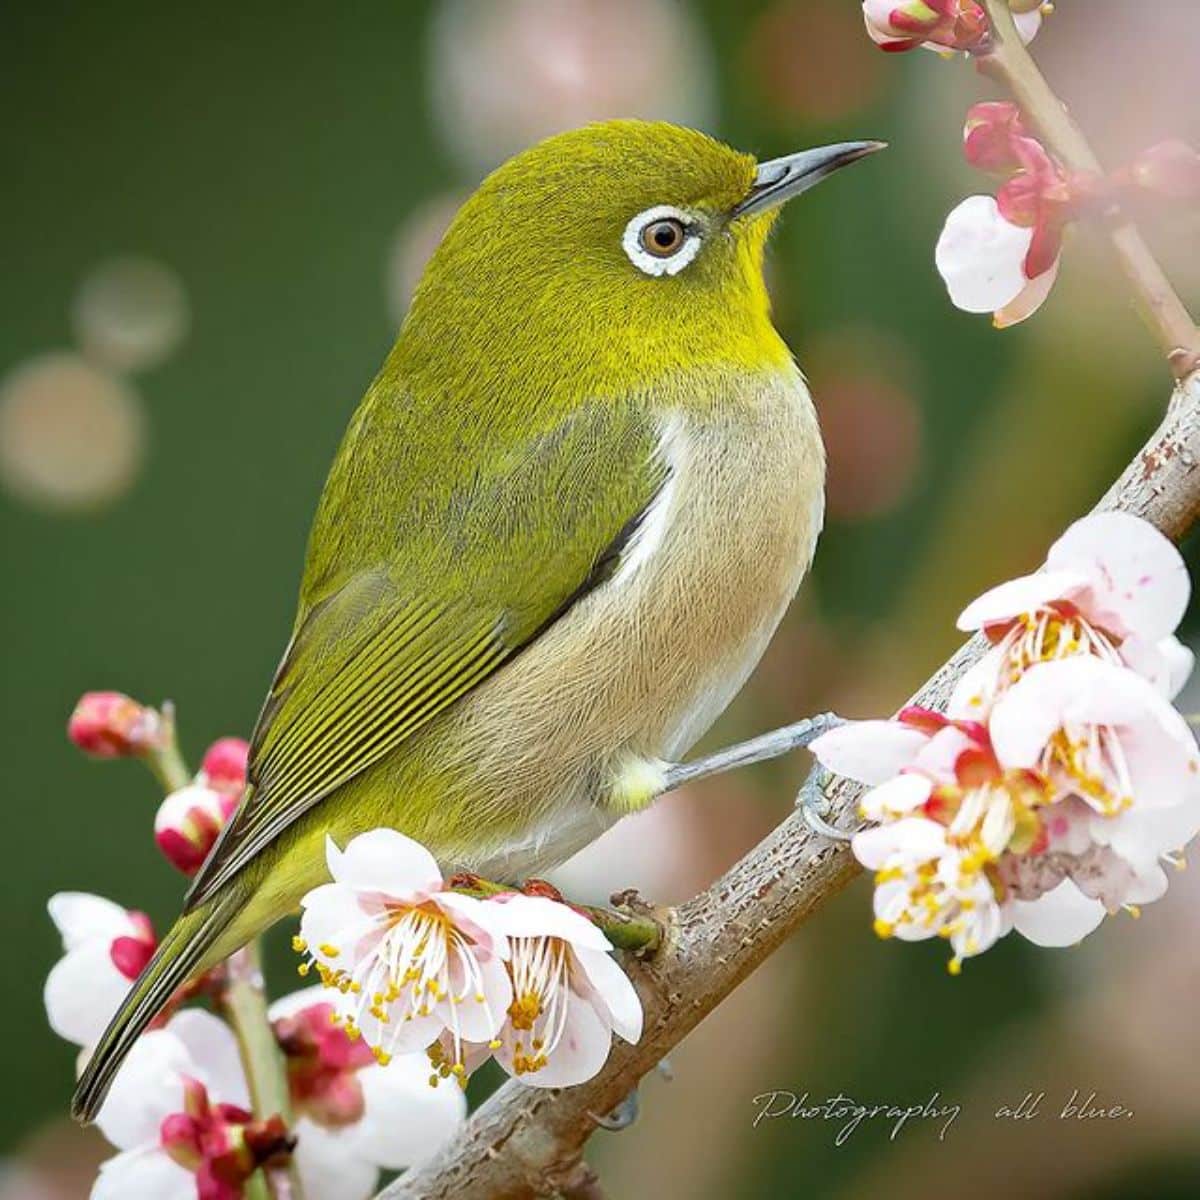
[
  {"left": 166, "top": 1010, "right": 248, "bottom": 1108},
  {"left": 267, "top": 985, "right": 328, "bottom": 1023},
  {"left": 91, "top": 1146, "right": 196, "bottom": 1200},
  {"left": 858, "top": 773, "right": 933, "bottom": 821},
  {"left": 95, "top": 1030, "right": 191, "bottom": 1150},
  {"left": 935, "top": 195, "right": 1034, "bottom": 314},
  {"left": 292, "top": 1119, "right": 380, "bottom": 1200},
  {"left": 808, "top": 720, "right": 930, "bottom": 785},
  {"left": 333, "top": 829, "right": 444, "bottom": 897},
  {"left": 993, "top": 254, "right": 1058, "bottom": 327},
  {"left": 955, "top": 568, "right": 1088, "bottom": 632},
  {"left": 1047, "top": 512, "right": 1189, "bottom": 641},
  {"left": 499, "top": 992, "right": 613, "bottom": 1088},
  {"left": 1011, "top": 878, "right": 1106, "bottom": 947},
  {"left": 485, "top": 893, "right": 610, "bottom": 952},
  {"left": 299, "top": 883, "right": 374, "bottom": 958},
  {"left": 48, "top": 892, "right": 133, "bottom": 949},
  {"left": 852, "top": 817, "right": 945, "bottom": 870},
  {"left": 354, "top": 1056, "right": 467, "bottom": 1170},
  {"left": 572, "top": 946, "right": 643, "bottom": 1044},
  {"left": 45, "top": 943, "right": 131, "bottom": 1048}
]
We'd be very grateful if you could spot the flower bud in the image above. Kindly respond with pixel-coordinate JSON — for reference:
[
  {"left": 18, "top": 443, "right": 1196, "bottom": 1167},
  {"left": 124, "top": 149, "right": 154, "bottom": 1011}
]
[
  {"left": 67, "top": 691, "right": 162, "bottom": 758},
  {"left": 963, "top": 101, "right": 1026, "bottom": 172},
  {"left": 862, "top": 0, "right": 987, "bottom": 53},
  {"left": 1125, "top": 139, "right": 1200, "bottom": 201},
  {"left": 200, "top": 736, "right": 250, "bottom": 793},
  {"left": 154, "top": 784, "right": 237, "bottom": 875}
]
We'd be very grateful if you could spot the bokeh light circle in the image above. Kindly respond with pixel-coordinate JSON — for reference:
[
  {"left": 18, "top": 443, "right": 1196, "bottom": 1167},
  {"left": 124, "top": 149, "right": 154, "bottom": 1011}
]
[
  {"left": 0, "top": 352, "right": 146, "bottom": 513},
  {"left": 429, "top": 0, "right": 716, "bottom": 174},
  {"left": 71, "top": 256, "right": 189, "bottom": 374}
]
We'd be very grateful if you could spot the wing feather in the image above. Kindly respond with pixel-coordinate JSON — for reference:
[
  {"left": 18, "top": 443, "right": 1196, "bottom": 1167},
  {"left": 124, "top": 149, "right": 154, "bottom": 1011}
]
[{"left": 185, "top": 399, "right": 667, "bottom": 908}]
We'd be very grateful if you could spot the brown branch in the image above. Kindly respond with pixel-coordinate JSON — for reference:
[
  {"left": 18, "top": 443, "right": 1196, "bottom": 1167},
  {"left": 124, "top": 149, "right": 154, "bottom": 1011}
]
[
  {"left": 979, "top": 0, "right": 1200, "bottom": 379},
  {"left": 380, "top": 371, "right": 1200, "bottom": 1200}
]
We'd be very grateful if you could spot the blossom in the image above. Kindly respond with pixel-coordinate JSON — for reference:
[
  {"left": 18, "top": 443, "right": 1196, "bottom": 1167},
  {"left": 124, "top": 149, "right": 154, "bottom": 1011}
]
[
  {"left": 935, "top": 193, "right": 1060, "bottom": 326},
  {"left": 990, "top": 653, "right": 1200, "bottom": 834},
  {"left": 296, "top": 830, "right": 512, "bottom": 1075},
  {"left": 270, "top": 988, "right": 466, "bottom": 1200},
  {"left": 45, "top": 892, "right": 156, "bottom": 1050},
  {"left": 953, "top": 512, "right": 1192, "bottom": 717},
  {"left": 155, "top": 785, "right": 240, "bottom": 875},
  {"left": 862, "top": 0, "right": 987, "bottom": 54},
  {"left": 484, "top": 893, "right": 643, "bottom": 1087},
  {"left": 67, "top": 691, "right": 163, "bottom": 758},
  {"left": 861, "top": 0, "right": 1043, "bottom": 54},
  {"left": 811, "top": 682, "right": 1200, "bottom": 971},
  {"left": 91, "top": 1010, "right": 268, "bottom": 1200}
]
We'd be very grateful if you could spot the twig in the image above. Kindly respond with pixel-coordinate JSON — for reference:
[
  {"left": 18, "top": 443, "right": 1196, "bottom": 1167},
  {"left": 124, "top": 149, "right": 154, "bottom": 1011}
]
[
  {"left": 379, "top": 372, "right": 1200, "bottom": 1199},
  {"left": 140, "top": 720, "right": 301, "bottom": 1199},
  {"left": 979, "top": 0, "right": 1200, "bottom": 379}
]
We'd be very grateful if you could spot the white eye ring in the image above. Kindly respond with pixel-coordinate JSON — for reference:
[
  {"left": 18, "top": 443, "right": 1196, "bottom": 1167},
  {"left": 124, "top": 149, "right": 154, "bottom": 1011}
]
[{"left": 622, "top": 205, "right": 702, "bottom": 277}]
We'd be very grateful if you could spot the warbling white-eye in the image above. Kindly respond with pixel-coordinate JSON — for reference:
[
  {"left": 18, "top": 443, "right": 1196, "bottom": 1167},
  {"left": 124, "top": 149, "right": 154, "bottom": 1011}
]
[{"left": 73, "top": 119, "right": 881, "bottom": 1120}]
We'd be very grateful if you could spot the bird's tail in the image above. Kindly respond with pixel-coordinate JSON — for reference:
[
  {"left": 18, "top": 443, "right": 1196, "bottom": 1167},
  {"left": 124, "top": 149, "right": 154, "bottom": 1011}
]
[{"left": 71, "top": 891, "right": 238, "bottom": 1124}]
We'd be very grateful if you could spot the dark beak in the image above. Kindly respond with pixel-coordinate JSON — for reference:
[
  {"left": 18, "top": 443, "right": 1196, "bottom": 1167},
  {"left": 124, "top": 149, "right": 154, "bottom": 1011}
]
[{"left": 732, "top": 141, "right": 887, "bottom": 220}]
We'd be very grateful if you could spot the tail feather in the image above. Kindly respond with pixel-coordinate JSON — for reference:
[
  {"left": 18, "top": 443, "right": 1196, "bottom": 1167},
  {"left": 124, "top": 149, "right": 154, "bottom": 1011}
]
[{"left": 71, "top": 894, "right": 235, "bottom": 1123}]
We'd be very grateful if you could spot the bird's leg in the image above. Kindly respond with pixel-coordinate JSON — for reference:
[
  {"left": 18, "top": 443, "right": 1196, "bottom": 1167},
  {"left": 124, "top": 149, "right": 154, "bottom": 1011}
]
[{"left": 659, "top": 712, "right": 843, "bottom": 794}]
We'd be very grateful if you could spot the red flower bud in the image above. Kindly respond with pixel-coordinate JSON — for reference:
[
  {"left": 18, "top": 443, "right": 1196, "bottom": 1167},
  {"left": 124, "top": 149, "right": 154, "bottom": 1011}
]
[
  {"left": 200, "top": 737, "right": 250, "bottom": 793},
  {"left": 155, "top": 785, "right": 238, "bottom": 875},
  {"left": 67, "top": 691, "right": 163, "bottom": 758},
  {"left": 963, "top": 101, "right": 1026, "bottom": 172}
]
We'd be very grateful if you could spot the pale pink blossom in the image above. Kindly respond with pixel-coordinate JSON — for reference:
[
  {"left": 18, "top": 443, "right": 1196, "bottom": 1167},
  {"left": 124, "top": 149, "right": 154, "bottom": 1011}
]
[
  {"left": 952, "top": 512, "right": 1192, "bottom": 718},
  {"left": 44, "top": 892, "right": 156, "bottom": 1050},
  {"left": 270, "top": 988, "right": 466, "bottom": 1200},
  {"left": 935, "top": 194, "right": 1059, "bottom": 325},
  {"left": 484, "top": 893, "right": 643, "bottom": 1087},
  {"left": 297, "top": 830, "right": 511, "bottom": 1076},
  {"left": 91, "top": 1010, "right": 255, "bottom": 1200}
]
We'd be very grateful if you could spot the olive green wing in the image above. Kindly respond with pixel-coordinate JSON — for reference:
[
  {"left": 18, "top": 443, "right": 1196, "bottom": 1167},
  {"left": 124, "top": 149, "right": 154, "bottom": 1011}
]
[{"left": 185, "top": 400, "right": 666, "bottom": 908}]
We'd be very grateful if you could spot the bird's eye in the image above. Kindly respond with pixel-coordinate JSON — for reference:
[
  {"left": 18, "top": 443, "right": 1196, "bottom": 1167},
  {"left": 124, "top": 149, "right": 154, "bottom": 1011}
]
[
  {"left": 622, "top": 205, "right": 702, "bottom": 277},
  {"left": 640, "top": 218, "right": 686, "bottom": 258}
]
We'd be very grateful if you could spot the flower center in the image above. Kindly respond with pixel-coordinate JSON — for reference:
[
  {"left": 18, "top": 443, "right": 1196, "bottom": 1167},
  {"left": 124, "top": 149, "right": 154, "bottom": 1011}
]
[
  {"left": 506, "top": 936, "right": 571, "bottom": 1076},
  {"left": 998, "top": 608, "right": 1119, "bottom": 684},
  {"left": 296, "top": 900, "right": 499, "bottom": 1080},
  {"left": 1042, "top": 723, "right": 1133, "bottom": 816}
]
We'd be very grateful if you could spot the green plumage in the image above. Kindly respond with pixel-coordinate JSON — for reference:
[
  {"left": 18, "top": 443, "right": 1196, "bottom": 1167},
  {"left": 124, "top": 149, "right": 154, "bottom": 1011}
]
[{"left": 73, "top": 119, "right": 823, "bottom": 1123}]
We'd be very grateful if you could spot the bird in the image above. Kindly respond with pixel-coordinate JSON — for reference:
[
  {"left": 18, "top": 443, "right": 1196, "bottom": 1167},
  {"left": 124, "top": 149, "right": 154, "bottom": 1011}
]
[{"left": 73, "top": 119, "right": 881, "bottom": 1121}]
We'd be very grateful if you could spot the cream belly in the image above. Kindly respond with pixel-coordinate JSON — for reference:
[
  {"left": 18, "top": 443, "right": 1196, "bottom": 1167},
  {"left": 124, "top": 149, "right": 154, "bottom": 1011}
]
[{"left": 410, "top": 367, "right": 825, "bottom": 878}]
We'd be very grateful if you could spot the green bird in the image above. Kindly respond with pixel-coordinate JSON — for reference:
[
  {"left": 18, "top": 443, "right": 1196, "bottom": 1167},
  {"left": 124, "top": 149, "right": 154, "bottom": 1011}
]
[{"left": 73, "top": 119, "right": 880, "bottom": 1121}]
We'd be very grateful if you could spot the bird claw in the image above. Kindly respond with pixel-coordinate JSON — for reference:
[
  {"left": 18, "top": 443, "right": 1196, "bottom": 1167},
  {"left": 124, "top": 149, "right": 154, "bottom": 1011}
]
[
  {"left": 797, "top": 768, "right": 855, "bottom": 842},
  {"left": 589, "top": 1089, "right": 640, "bottom": 1131}
]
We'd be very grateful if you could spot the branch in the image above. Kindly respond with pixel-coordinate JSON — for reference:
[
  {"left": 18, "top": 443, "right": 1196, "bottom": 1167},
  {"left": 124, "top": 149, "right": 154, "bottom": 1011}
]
[
  {"left": 382, "top": 372, "right": 1200, "bottom": 1200},
  {"left": 979, "top": 0, "right": 1200, "bottom": 379}
]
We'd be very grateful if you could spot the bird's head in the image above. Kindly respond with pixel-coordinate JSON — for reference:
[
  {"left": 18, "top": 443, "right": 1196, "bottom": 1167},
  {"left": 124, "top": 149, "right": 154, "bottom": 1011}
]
[{"left": 399, "top": 121, "right": 883, "bottom": 400}]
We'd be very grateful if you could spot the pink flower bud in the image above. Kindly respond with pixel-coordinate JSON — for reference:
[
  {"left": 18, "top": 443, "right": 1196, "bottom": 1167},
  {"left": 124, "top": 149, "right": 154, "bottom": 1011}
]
[
  {"left": 1126, "top": 139, "right": 1200, "bottom": 201},
  {"left": 154, "top": 785, "right": 237, "bottom": 875},
  {"left": 862, "top": 0, "right": 987, "bottom": 53},
  {"left": 160, "top": 1110, "right": 204, "bottom": 1170},
  {"left": 67, "top": 691, "right": 163, "bottom": 758},
  {"left": 109, "top": 909, "right": 156, "bottom": 979},
  {"left": 963, "top": 101, "right": 1026, "bottom": 172},
  {"left": 200, "top": 737, "right": 250, "bottom": 794}
]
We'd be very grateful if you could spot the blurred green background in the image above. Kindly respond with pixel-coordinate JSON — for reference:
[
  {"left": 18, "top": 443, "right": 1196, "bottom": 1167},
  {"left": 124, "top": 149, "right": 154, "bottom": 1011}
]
[{"left": 3, "top": 2, "right": 1199, "bottom": 1197}]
